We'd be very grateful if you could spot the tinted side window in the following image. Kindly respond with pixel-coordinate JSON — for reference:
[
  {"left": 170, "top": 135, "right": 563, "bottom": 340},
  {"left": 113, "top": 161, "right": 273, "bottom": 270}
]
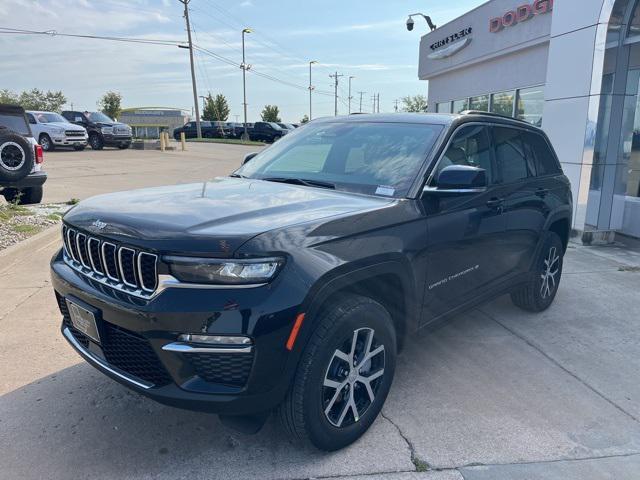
[
  {"left": 493, "top": 127, "right": 533, "bottom": 183},
  {"left": 433, "top": 124, "right": 493, "bottom": 185},
  {"left": 26, "top": 113, "right": 37, "bottom": 124},
  {"left": 523, "top": 131, "right": 560, "bottom": 176}
]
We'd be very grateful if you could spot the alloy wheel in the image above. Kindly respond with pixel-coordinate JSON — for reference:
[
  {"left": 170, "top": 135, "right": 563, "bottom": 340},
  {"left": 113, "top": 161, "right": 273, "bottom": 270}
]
[
  {"left": 0, "top": 142, "right": 26, "bottom": 170},
  {"left": 540, "top": 246, "right": 560, "bottom": 299},
  {"left": 322, "top": 327, "right": 385, "bottom": 428},
  {"left": 40, "top": 136, "right": 51, "bottom": 151}
]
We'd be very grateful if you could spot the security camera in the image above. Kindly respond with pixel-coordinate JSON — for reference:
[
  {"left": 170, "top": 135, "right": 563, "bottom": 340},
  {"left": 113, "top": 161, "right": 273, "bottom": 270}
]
[{"left": 406, "top": 17, "right": 414, "bottom": 31}]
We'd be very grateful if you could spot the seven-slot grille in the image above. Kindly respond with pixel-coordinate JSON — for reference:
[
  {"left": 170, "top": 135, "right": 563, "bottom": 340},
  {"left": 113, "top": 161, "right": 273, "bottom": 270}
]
[{"left": 62, "top": 225, "right": 158, "bottom": 295}]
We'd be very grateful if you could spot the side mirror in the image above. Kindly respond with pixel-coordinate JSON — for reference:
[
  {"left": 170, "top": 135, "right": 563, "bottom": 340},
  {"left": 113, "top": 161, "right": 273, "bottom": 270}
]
[
  {"left": 430, "top": 165, "right": 487, "bottom": 192},
  {"left": 243, "top": 152, "right": 259, "bottom": 165}
]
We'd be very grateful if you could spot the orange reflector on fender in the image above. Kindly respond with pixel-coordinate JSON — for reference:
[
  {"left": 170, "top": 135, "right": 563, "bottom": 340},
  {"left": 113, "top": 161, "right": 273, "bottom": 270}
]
[{"left": 286, "top": 313, "right": 305, "bottom": 351}]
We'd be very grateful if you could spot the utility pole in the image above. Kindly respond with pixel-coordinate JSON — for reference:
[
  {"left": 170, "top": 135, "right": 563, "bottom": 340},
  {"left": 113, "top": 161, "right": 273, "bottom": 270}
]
[
  {"left": 348, "top": 76, "right": 355, "bottom": 114},
  {"left": 309, "top": 60, "right": 318, "bottom": 120},
  {"left": 179, "top": 0, "right": 202, "bottom": 139},
  {"left": 329, "top": 72, "right": 343, "bottom": 116},
  {"left": 358, "top": 91, "right": 365, "bottom": 113},
  {"left": 241, "top": 28, "right": 252, "bottom": 140}
]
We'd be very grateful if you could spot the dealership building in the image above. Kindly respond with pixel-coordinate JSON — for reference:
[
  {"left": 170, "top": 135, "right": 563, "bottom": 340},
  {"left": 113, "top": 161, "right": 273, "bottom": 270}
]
[{"left": 419, "top": 0, "right": 640, "bottom": 240}]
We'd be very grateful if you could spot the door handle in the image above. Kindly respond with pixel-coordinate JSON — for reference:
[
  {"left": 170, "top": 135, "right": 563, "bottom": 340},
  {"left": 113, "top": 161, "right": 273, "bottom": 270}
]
[
  {"left": 486, "top": 197, "right": 504, "bottom": 209},
  {"left": 536, "top": 188, "right": 549, "bottom": 198}
]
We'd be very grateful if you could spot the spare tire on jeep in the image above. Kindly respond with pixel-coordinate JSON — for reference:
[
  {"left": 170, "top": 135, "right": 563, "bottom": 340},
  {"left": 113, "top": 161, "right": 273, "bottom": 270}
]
[{"left": 0, "top": 131, "right": 34, "bottom": 182}]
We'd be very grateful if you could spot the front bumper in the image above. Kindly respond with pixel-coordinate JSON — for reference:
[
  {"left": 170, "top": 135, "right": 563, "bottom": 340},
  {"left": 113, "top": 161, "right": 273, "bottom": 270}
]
[
  {"left": 50, "top": 249, "right": 303, "bottom": 414},
  {"left": 103, "top": 134, "right": 132, "bottom": 146},
  {"left": 1, "top": 171, "right": 47, "bottom": 189},
  {"left": 53, "top": 135, "right": 87, "bottom": 146}
]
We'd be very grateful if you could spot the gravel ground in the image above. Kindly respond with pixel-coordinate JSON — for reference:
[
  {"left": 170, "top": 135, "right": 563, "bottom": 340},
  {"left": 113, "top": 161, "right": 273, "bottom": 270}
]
[{"left": 0, "top": 202, "right": 70, "bottom": 251}]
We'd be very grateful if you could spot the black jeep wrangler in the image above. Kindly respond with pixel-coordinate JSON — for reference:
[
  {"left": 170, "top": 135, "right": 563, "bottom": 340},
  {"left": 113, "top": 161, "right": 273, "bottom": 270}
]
[
  {"left": 61, "top": 111, "right": 132, "bottom": 150},
  {"left": 51, "top": 112, "right": 572, "bottom": 451},
  {"left": 0, "top": 104, "right": 47, "bottom": 204}
]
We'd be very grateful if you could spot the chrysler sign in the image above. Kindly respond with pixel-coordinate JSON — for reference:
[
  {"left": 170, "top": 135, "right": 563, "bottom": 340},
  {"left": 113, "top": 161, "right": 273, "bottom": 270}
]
[
  {"left": 430, "top": 27, "right": 473, "bottom": 51},
  {"left": 490, "top": 0, "right": 553, "bottom": 33}
]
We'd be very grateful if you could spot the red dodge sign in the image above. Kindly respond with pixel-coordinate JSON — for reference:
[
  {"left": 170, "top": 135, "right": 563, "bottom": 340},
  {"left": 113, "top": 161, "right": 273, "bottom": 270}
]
[{"left": 490, "top": 0, "right": 553, "bottom": 33}]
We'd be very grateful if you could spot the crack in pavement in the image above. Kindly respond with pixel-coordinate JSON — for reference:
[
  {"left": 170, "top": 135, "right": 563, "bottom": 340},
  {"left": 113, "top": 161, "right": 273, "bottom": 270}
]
[
  {"left": 478, "top": 308, "right": 640, "bottom": 424},
  {"left": 381, "top": 411, "right": 430, "bottom": 472},
  {"left": 0, "top": 284, "right": 47, "bottom": 323}
]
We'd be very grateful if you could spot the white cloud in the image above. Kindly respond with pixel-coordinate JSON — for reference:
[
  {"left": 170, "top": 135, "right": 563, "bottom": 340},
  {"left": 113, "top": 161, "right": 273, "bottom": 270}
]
[{"left": 240, "top": 0, "right": 254, "bottom": 7}]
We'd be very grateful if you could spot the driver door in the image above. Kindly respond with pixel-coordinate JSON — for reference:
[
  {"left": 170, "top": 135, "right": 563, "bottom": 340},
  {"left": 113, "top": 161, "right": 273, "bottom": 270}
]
[{"left": 422, "top": 124, "right": 508, "bottom": 322}]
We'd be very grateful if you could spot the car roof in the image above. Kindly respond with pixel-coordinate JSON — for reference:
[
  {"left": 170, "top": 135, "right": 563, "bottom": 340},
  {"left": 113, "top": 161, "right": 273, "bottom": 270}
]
[
  {"left": 311, "top": 112, "right": 540, "bottom": 130},
  {"left": 0, "top": 104, "right": 26, "bottom": 115}
]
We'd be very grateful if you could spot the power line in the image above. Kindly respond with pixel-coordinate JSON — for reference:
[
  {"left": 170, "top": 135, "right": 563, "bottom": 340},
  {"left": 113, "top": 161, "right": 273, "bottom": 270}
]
[{"left": 0, "top": 26, "right": 184, "bottom": 46}]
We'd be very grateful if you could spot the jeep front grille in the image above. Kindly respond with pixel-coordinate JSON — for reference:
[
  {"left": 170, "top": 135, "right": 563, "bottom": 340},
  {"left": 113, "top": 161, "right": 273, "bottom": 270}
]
[{"left": 62, "top": 225, "right": 158, "bottom": 298}]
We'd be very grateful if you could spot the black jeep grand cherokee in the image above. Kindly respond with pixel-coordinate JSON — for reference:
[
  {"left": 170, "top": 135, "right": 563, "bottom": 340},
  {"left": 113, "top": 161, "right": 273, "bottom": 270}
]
[{"left": 51, "top": 112, "right": 572, "bottom": 450}]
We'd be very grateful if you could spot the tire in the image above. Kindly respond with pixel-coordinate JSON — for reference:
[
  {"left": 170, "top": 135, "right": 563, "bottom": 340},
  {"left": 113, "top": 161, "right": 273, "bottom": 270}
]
[
  {"left": 89, "top": 133, "right": 104, "bottom": 150},
  {"left": 39, "top": 134, "right": 54, "bottom": 152},
  {"left": 73, "top": 145, "right": 86, "bottom": 151},
  {"left": 2, "top": 186, "right": 42, "bottom": 205},
  {"left": 511, "top": 232, "right": 564, "bottom": 312},
  {"left": 278, "top": 294, "right": 396, "bottom": 451},
  {"left": 0, "top": 132, "right": 34, "bottom": 182},
  {"left": 118, "top": 143, "right": 130, "bottom": 149}
]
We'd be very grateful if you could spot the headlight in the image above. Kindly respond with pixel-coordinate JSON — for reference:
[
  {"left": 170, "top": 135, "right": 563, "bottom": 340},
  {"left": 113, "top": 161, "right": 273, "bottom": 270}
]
[
  {"left": 101, "top": 127, "right": 113, "bottom": 134},
  {"left": 53, "top": 127, "right": 65, "bottom": 135},
  {"left": 164, "top": 256, "right": 284, "bottom": 285}
]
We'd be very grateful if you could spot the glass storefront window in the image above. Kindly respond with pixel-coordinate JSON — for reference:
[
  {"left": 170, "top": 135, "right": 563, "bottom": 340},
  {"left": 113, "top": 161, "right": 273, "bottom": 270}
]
[
  {"left": 491, "top": 91, "right": 515, "bottom": 117},
  {"left": 516, "top": 87, "right": 544, "bottom": 127},
  {"left": 452, "top": 99, "right": 468, "bottom": 114},
  {"left": 436, "top": 102, "right": 452, "bottom": 114},
  {"left": 469, "top": 95, "right": 489, "bottom": 111}
]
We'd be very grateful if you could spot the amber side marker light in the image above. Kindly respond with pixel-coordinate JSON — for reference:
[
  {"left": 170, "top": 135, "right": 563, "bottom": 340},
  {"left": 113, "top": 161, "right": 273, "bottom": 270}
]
[{"left": 286, "top": 313, "right": 306, "bottom": 351}]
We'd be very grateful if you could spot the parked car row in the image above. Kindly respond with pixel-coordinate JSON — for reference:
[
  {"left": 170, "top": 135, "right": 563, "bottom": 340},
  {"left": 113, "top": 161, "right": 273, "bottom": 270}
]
[
  {"left": 0, "top": 104, "right": 47, "bottom": 204},
  {"left": 25, "top": 110, "right": 132, "bottom": 152},
  {"left": 173, "top": 120, "right": 300, "bottom": 143}
]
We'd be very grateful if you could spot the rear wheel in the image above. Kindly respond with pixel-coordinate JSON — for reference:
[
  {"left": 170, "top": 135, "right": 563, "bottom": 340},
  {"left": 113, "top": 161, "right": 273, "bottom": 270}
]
[
  {"left": 0, "top": 132, "right": 34, "bottom": 182},
  {"left": 278, "top": 294, "right": 396, "bottom": 451},
  {"left": 511, "top": 232, "right": 564, "bottom": 312}
]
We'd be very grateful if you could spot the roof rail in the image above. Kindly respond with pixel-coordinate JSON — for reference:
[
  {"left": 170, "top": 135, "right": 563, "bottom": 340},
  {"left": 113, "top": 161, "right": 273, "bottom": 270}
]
[{"left": 460, "top": 110, "right": 531, "bottom": 125}]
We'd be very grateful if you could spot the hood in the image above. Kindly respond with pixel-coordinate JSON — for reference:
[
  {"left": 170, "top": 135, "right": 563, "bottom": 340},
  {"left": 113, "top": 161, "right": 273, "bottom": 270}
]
[
  {"left": 63, "top": 177, "right": 392, "bottom": 256},
  {"left": 47, "top": 121, "right": 85, "bottom": 131},
  {"left": 96, "top": 121, "right": 129, "bottom": 128}
]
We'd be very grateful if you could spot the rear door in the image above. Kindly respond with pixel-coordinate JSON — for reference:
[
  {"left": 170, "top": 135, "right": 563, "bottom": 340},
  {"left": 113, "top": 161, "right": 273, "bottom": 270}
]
[
  {"left": 422, "top": 124, "right": 507, "bottom": 320},
  {"left": 492, "top": 126, "right": 546, "bottom": 275}
]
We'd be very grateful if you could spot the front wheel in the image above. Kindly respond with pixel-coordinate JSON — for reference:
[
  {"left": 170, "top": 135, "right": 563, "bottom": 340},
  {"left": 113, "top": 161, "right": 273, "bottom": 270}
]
[
  {"left": 511, "top": 232, "right": 564, "bottom": 312},
  {"left": 89, "top": 133, "right": 104, "bottom": 150},
  {"left": 39, "top": 134, "right": 54, "bottom": 152},
  {"left": 278, "top": 294, "right": 396, "bottom": 451}
]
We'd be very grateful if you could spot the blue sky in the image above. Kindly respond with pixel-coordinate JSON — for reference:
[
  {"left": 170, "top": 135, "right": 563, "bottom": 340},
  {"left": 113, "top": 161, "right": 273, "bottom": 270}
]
[{"left": 1, "top": 0, "right": 485, "bottom": 122}]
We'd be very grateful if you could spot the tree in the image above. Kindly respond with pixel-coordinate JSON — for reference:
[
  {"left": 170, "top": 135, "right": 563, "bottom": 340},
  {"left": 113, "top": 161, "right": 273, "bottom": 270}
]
[
  {"left": 0, "top": 89, "right": 18, "bottom": 105},
  {"left": 0, "top": 88, "right": 67, "bottom": 111},
  {"left": 401, "top": 94, "right": 428, "bottom": 113},
  {"left": 99, "top": 91, "right": 122, "bottom": 120},
  {"left": 261, "top": 105, "right": 281, "bottom": 123},
  {"left": 202, "top": 93, "right": 230, "bottom": 121},
  {"left": 300, "top": 114, "right": 309, "bottom": 124}
]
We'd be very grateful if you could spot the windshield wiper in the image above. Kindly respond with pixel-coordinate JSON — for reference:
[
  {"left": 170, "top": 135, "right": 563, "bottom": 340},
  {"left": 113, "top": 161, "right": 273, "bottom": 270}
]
[
  {"left": 261, "top": 177, "right": 335, "bottom": 190},
  {"left": 229, "top": 173, "right": 247, "bottom": 178}
]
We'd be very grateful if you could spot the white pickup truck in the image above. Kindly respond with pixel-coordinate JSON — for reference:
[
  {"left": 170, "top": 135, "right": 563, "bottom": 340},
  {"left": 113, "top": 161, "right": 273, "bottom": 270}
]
[{"left": 26, "top": 111, "right": 88, "bottom": 152}]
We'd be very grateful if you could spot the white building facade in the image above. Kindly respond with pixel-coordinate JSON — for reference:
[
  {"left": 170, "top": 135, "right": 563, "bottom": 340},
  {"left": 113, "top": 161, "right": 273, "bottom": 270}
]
[{"left": 419, "top": 0, "right": 640, "bottom": 241}]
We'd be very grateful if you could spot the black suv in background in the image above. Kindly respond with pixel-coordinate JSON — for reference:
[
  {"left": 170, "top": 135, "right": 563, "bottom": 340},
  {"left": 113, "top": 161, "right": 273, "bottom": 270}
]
[
  {"left": 173, "top": 121, "right": 230, "bottom": 140},
  {"left": 0, "top": 104, "right": 46, "bottom": 204},
  {"left": 51, "top": 112, "right": 572, "bottom": 451},
  {"left": 250, "top": 121, "right": 287, "bottom": 143},
  {"left": 61, "top": 111, "right": 132, "bottom": 150}
]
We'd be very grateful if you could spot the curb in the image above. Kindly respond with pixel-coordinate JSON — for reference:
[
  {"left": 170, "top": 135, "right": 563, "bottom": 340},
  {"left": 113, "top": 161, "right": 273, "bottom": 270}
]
[{"left": 0, "top": 224, "right": 61, "bottom": 270}]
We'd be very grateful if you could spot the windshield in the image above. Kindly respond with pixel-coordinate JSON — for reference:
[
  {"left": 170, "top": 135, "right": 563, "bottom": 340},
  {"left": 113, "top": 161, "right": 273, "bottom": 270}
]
[
  {"left": 36, "top": 112, "right": 67, "bottom": 123},
  {"left": 269, "top": 123, "right": 283, "bottom": 130},
  {"left": 87, "top": 112, "right": 114, "bottom": 123},
  {"left": 235, "top": 121, "right": 443, "bottom": 197}
]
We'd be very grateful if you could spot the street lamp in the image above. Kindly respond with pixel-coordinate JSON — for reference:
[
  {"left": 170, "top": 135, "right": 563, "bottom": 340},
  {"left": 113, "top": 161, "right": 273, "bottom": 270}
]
[
  {"left": 348, "top": 76, "right": 355, "bottom": 114},
  {"left": 309, "top": 60, "right": 318, "bottom": 120},
  {"left": 406, "top": 13, "right": 437, "bottom": 32},
  {"left": 241, "top": 28, "right": 252, "bottom": 141}
]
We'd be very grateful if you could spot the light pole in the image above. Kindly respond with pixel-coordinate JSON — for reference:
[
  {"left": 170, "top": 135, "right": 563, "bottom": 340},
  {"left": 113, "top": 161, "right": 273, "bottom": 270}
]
[
  {"left": 241, "top": 28, "right": 252, "bottom": 141},
  {"left": 348, "top": 76, "right": 355, "bottom": 114},
  {"left": 309, "top": 60, "right": 318, "bottom": 120}
]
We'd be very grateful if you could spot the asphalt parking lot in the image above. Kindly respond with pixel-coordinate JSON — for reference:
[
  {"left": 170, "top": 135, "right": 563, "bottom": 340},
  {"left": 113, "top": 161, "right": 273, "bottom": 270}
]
[{"left": 1, "top": 143, "right": 640, "bottom": 479}]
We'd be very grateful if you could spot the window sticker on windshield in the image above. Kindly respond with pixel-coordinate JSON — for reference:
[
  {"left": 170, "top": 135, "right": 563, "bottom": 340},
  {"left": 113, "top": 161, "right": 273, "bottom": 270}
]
[{"left": 375, "top": 186, "right": 395, "bottom": 196}]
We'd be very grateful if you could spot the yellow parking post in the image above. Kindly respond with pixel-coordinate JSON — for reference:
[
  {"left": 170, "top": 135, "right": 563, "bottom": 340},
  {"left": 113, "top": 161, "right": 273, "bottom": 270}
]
[
  {"left": 160, "top": 132, "right": 165, "bottom": 152},
  {"left": 180, "top": 132, "right": 186, "bottom": 151}
]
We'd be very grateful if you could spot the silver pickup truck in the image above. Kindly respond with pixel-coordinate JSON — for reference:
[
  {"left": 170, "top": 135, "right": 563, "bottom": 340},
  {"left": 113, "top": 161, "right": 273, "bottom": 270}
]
[
  {"left": 26, "top": 111, "right": 88, "bottom": 152},
  {"left": 0, "top": 104, "right": 47, "bottom": 204}
]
